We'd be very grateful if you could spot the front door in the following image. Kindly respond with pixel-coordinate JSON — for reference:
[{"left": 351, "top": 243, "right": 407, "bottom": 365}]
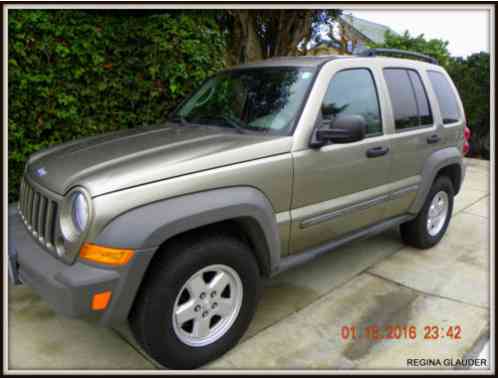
[{"left": 290, "top": 65, "right": 392, "bottom": 254}]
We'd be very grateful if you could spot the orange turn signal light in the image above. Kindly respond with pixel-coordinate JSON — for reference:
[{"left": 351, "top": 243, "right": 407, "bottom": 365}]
[
  {"left": 80, "top": 243, "right": 134, "bottom": 266},
  {"left": 92, "top": 291, "right": 112, "bottom": 311}
]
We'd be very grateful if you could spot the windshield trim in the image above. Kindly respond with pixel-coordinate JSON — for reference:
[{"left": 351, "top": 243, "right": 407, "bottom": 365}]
[{"left": 169, "top": 65, "right": 320, "bottom": 136}]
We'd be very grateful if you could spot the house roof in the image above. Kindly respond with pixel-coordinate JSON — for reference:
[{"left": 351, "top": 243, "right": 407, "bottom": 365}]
[
  {"left": 312, "top": 38, "right": 342, "bottom": 50},
  {"left": 339, "top": 14, "right": 394, "bottom": 44}
]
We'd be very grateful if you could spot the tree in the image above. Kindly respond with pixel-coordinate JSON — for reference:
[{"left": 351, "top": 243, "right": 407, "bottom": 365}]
[
  {"left": 447, "top": 52, "right": 490, "bottom": 158},
  {"left": 8, "top": 10, "right": 226, "bottom": 201},
  {"left": 222, "top": 10, "right": 342, "bottom": 65},
  {"left": 369, "top": 30, "right": 451, "bottom": 67},
  {"left": 83, "top": 10, "right": 344, "bottom": 65}
]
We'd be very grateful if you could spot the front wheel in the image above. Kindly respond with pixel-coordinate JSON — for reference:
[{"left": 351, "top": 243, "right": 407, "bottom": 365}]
[
  {"left": 400, "top": 176, "right": 454, "bottom": 249},
  {"left": 130, "top": 234, "right": 261, "bottom": 369}
]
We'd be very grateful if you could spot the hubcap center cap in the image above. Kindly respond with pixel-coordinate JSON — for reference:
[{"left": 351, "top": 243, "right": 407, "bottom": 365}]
[{"left": 201, "top": 299, "right": 210, "bottom": 311}]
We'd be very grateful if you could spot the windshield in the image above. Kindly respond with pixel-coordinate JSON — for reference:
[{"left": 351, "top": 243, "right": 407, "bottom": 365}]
[{"left": 172, "top": 67, "right": 316, "bottom": 135}]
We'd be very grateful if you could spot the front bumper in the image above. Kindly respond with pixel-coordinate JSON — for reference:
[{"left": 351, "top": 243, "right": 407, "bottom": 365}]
[{"left": 8, "top": 205, "right": 154, "bottom": 325}]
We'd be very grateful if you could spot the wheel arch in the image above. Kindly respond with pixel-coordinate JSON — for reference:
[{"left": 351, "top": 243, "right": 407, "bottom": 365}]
[
  {"left": 95, "top": 186, "right": 281, "bottom": 274},
  {"left": 153, "top": 216, "right": 274, "bottom": 278},
  {"left": 93, "top": 187, "right": 281, "bottom": 325},
  {"left": 409, "top": 147, "right": 464, "bottom": 214},
  {"left": 435, "top": 163, "right": 462, "bottom": 195}
]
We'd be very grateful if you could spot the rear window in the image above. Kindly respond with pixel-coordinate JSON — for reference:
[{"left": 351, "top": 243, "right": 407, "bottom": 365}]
[
  {"left": 427, "top": 71, "right": 461, "bottom": 124},
  {"left": 383, "top": 68, "right": 433, "bottom": 131}
]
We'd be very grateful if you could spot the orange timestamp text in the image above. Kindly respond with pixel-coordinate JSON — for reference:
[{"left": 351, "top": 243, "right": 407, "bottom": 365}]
[{"left": 340, "top": 325, "right": 462, "bottom": 341}]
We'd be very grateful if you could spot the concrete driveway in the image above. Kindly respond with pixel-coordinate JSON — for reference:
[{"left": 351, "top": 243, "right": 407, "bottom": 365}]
[{"left": 8, "top": 158, "right": 491, "bottom": 371}]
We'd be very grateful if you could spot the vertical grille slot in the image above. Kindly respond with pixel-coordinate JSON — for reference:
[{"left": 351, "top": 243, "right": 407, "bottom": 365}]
[
  {"left": 18, "top": 180, "right": 24, "bottom": 212},
  {"left": 37, "top": 196, "right": 47, "bottom": 240},
  {"left": 22, "top": 180, "right": 28, "bottom": 215},
  {"left": 27, "top": 186, "right": 34, "bottom": 226},
  {"left": 20, "top": 180, "right": 25, "bottom": 215},
  {"left": 22, "top": 183, "right": 28, "bottom": 219},
  {"left": 23, "top": 180, "right": 30, "bottom": 217},
  {"left": 21, "top": 181, "right": 27, "bottom": 217},
  {"left": 31, "top": 192, "right": 40, "bottom": 235},
  {"left": 45, "top": 201, "right": 57, "bottom": 247},
  {"left": 18, "top": 180, "right": 24, "bottom": 214}
]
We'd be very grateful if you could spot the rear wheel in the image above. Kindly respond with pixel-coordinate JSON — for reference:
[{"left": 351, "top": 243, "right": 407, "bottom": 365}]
[
  {"left": 400, "top": 176, "right": 454, "bottom": 249},
  {"left": 130, "top": 234, "right": 261, "bottom": 369}
]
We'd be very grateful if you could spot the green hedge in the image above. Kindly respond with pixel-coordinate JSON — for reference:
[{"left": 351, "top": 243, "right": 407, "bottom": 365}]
[
  {"left": 447, "top": 52, "right": 490, "bottom": 159},
  {"left": 8, "top": 10, "right": 226, "bottom": 201}
]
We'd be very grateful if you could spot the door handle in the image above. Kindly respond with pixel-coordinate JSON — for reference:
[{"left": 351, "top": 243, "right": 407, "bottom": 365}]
[
  {"left": 366, "top": 146, "right": 389, "bottom": 158},
  {"left": 427, "top": 134, "right": 441, "bottom": 144}
]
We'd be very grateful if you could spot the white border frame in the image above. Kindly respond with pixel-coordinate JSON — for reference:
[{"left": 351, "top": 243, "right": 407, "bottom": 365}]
[{"left": 3, "top": 2, "right": 495, "bottom": 375}]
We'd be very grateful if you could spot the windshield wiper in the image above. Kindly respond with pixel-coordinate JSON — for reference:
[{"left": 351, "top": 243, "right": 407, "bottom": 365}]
[
  {"left": 168, "top": 114, "right": 189, "bottom": 126},
  {"left": 221, "top": 114, "right": 248, "bottom": 134},
  {"left": 190, "top": 115, "right": 248, "bottom": 134}
]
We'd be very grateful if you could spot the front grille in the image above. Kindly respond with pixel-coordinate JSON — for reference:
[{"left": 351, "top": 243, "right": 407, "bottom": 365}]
[{"left": 18, "top": 177, "right": 59, "bottom": 251}]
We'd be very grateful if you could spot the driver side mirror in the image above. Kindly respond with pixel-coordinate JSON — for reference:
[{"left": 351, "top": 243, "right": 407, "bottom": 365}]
[{"left": 312, "top": 114, "right": 367, "bottom": 146}]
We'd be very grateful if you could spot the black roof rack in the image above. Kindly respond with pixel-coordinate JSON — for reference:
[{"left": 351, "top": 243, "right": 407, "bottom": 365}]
[{"left": 356, "top": 48, "right": 439, "bottom": 65}]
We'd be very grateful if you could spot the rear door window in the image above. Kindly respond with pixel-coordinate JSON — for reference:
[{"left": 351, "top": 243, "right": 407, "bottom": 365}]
[
  {"left": 383, "top": 69, "right": 419, "bottom": 130},
  {"left": 384, "top": 68, "right": 433, "bottom": 131},
  {"left": 427, "top": 70, "right": 461, "bottom": 124}
]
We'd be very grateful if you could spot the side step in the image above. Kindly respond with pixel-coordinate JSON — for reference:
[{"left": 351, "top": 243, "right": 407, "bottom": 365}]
[{"left": 273, "top": 214, "right": 413, "bottom": 276}]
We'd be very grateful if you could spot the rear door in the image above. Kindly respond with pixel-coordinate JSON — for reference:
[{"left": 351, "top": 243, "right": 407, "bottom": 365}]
[{"left": 381, "top": 66, "right": 441, "bottom": 219}]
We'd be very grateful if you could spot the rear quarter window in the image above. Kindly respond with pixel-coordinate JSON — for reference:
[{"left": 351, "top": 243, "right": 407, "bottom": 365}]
[{"left": 427, "top": 70, "right": 461, "bottom": 124}]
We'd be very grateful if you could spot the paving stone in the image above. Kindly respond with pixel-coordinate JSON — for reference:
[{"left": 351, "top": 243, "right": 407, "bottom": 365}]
[
  {"left": 463, "top": 196, "right": 490, "bottom": 219},
  {"left": 208, "top": 274, "right": 488, "bottom": 369},
  {"left": 8, "top": 286, "right": 155, "bottom": 370},
  {"left": 368, "top": 212, "right": 489, "bottom": 308}
]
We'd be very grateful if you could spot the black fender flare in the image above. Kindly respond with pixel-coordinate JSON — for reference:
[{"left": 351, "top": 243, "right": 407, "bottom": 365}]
[
  {"left": 409, "top": 147, "right": 464, "bottom": 214},
  {"left": 95, "top": 186, "right": 281, "bottom": 275}
]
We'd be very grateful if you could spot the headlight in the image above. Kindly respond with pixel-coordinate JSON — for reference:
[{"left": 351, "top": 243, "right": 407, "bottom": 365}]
[
  {"left": 60, "top": 188, "right": 91, "bottom": 242},
  {"left": 72, "top": 192, "right": 89, "bottom": 232}
]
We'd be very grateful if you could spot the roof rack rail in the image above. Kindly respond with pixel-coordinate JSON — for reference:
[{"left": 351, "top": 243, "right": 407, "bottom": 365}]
[{"left": 356, "top": 48, "right": 439, "bottom": 65}]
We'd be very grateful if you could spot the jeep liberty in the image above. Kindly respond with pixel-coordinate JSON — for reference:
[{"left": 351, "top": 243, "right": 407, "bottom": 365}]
[{"left": 9, "top": 49, "right": 469, "bottom": 369}]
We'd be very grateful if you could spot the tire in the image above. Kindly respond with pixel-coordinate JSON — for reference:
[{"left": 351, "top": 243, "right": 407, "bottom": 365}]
[
  {"left": 400, "top": 176, "right": 454, "bottom": 249},
  {"left": 129, "top": 233, "right": 261, "bottom": 369}
]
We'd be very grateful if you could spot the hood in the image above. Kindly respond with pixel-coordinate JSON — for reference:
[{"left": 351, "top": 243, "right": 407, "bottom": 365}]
[{"left": 26, "top": 123, "right": 292, "bottom": 196}]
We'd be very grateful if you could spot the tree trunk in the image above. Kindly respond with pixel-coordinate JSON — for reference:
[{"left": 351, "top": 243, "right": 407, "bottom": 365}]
[
  {"left": 225, "top": 10, "right": 263, "bottom": 66},
  {"left": 225, "top": 10, "right": 341, "bottom": 64},
  {"left": 245, "top": 12, "right": 264, "bottom": 62}
]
